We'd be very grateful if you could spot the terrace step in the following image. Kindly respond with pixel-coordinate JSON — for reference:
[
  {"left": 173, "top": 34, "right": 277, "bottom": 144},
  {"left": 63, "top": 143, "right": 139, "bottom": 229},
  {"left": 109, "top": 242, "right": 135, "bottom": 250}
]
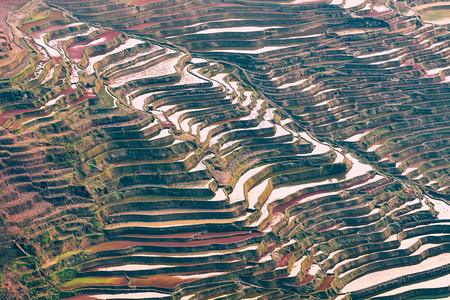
[{"left": 2, "top": 1, "right": 450, "bottom": 299}]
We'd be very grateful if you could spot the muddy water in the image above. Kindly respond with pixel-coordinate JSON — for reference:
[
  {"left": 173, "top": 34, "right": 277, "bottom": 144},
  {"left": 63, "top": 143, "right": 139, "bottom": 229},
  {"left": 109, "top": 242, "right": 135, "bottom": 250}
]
[
  {"left": 67, "top": 31, "right": 121, "bottom": 61},
  {"left": 89, "top": 231, "right": 262, "bottom": 255}
]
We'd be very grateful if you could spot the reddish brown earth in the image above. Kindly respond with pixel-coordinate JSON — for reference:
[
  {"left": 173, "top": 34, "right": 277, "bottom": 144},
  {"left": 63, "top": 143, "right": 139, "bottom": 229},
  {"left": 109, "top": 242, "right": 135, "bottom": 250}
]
[
  {"left": 127, "top": 22, "right": 158, "bottom": 30},
  {"left": 317, "top": 275, "right": 334, "bottom": 291},
  {"left": 298, "top": 274, "right": 314, "bottom": 285},
  {"left": 88, "top": 231, "right": 263, "bottom": 253},
  {"left": 66, "top": 30, "right": 121, "bottom": 61},
  {"left": 71, "top": 89, "right": 97, "bottom": 105},
  {"left": 0, "top": 107, "right": 36, "bottom": 126},
  {"left": 316, "top": 223, "right": 338, "bottom": 233},
  {"left": 131, "top": 274, "right": 189, "bottom": 288},
  {"left": 278, "top": 252, "right": 292, "bottom": 268},
  {"left": 406, "top": 188, "right": 415, "bottom": 196},
  {"left": 258, "top": 243, "right": 277, "bottom": 259},
  {"left": 8, "top": 111, "right": 52, "bottom": 130},
  {"left": 119, "top": 232, "right": 201, "bottom": 239},
  {"left": 362, "top": 179, "right": 393, "bottom": 193},
  {"left": 62, "top": 86, "right": 79, "bottom": 96},
  {"left": 272, "top": 190, "right": 331, "bottom": 216}
]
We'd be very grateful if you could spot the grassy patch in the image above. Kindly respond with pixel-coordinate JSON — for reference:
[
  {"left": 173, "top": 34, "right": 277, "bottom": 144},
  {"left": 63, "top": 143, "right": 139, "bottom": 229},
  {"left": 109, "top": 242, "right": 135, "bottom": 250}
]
[
  {"left": 420, "top": 9, "right": 450, "bottom": 23},
  {"left": 42, "top": 250, "right": 81, "bottom": 269},
  {"left": 20, "top": 10, "right": 50, "bottom": 26},
  {"left": 60, "top": 276, "right": 127, "bottom": 290}
]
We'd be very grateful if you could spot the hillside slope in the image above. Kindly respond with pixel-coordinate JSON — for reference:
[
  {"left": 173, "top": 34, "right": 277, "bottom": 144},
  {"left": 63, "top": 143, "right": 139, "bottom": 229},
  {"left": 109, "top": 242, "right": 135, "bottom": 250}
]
[{"left": 0, "top": 0, "right": 449, "bottom": 299}]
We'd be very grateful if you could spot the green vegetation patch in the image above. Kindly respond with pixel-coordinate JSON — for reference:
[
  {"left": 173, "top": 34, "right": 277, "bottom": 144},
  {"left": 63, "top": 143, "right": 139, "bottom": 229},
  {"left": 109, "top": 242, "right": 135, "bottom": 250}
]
[
  {"left": 60, "top": 276, "right": 127, "bottom": 290},
  {"left": 421, "top": 9, "right": 450, "bottom": 23}
]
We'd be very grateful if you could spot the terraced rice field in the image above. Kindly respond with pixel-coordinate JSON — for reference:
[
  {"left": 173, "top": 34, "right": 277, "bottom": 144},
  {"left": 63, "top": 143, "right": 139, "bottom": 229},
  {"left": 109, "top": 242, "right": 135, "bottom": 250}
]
[
  {"left": 406, "top": 0, "right": 450, "bottom": 24},
  {"left": 0, "top": 0, "right": 449, "bottom": 299}
]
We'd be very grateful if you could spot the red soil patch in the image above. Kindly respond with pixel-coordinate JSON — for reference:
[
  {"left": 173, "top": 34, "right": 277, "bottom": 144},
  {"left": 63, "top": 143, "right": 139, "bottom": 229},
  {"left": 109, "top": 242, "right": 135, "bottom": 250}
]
[
  {"left": 258, "top": 242, "right": 277, "bottom": 260},
  {"left": 273, "top": 190, "right": 329, "bottom": 215},
  {"left": 88, "top": 232, "right": 262, "bottom": 254},
  {"left": 88, "top": 240, "right": 142, "bottom": 253},
  {"left": 278, "top": 252, "right": 292, "bottom": 268},
  {"left": 71, "top": 89, "right": 97, "bottom": 105},
  {"left": 299, "top": 274, "right": 313, "bottom": 285},
  {"left": 316, "top": 223, "right": 338, "bottom": 233},
  {"left": 128, "top": 22, "right": 158, "bottom": 30},
  {"left": 20, "top": 11, "right": 64, "bottom": 32},
  {"left": 361, "top": 179, "right": 392, "bottom": 193},
  {"left": 119, "top": 232, "right": 200, "bottom": 239},
  {"left": 66, "top": 30, "right": 121, "bottom": 61},
  {"left": 7, "top": 111, "right": 53, "bottom": 130},
  {"left": 317, "top": 275, "right": 334, "bottom": 291},
  {"left": 352, "top": 128, "right": 372, "bottom": 135},
  {"left": 0, "top": 107, "right": 36, "bottom": 126},
  {"left": 401, "top": 59, "right": 413, "bottom": 66},
  {"left": 131, "top": 274, "right": 191, "bottom": 289},
  {"left": 62, "top": 86, "right": 78, "bottom": 96}
]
